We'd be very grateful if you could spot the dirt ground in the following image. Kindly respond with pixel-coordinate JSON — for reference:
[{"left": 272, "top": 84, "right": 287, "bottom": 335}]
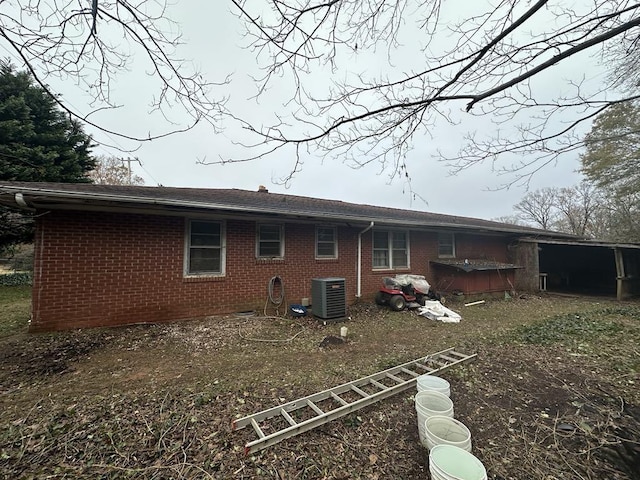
[{"left": 1, "top": 293, "right": 639, "bottom": 479}]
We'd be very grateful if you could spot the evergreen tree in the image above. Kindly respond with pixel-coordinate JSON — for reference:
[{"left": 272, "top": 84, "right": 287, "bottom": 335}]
[
  {"left": 0, "top": 63, "right": 96, "bottom": 254},
  {"left": 0, "top": 63, "right": 95, "bottom": 182}
]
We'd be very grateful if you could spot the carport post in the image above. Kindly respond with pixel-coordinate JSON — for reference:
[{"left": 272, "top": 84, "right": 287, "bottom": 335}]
[{"left": 615, "top": 248, "right": 625, "bottom": 300}]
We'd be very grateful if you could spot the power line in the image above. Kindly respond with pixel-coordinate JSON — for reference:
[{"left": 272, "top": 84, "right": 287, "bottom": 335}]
[
  {"left": 136, "top": 159, "right": 162, "bottom": 186},
  {"left": 120, "top": 157, "right": 140, "bottom": 184}
]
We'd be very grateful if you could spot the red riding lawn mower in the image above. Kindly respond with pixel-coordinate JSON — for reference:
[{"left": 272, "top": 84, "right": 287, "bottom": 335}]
[{"left": 375, "top": 274, "right": 443, "bottom": 311}]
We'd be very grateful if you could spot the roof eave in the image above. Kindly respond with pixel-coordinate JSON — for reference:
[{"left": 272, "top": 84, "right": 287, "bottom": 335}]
[{"left": 0, "top": 184, "right": 560, "bottom": 236}]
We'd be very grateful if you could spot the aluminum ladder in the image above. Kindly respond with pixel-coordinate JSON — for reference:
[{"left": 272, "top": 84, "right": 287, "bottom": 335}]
[{"left": 233, "top": 347, "right": 476, "bottom": 454}]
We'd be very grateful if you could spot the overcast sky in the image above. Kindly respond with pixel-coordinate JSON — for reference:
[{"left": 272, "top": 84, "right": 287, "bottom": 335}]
[{"left": 46, "top": 1, "right": 597, "bottom": 221}]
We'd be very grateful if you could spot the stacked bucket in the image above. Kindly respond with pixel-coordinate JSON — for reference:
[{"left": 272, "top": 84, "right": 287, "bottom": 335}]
[{"left": 414, "top": 374, "right": 487, "bottom": 480}]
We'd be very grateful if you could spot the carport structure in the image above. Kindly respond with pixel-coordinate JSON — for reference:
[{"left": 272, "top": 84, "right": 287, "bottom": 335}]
[{"left": 515, "top": 238, "right": 640, "bottom": 300}]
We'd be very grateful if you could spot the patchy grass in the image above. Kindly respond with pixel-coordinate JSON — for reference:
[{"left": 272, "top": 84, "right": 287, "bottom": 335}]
[
  {"left": 511, "top": 308, "right": 633, "bottom": 345},
  {"left": 0, "top": 292, "right": 639, "bottom": 479},
  {"left": 0, "top": 285, "right": 31, "bottom": 337}
]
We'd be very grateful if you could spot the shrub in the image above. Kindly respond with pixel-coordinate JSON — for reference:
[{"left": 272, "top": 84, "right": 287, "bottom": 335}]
[
  {"left": 0, "top": 272, "right": 32, "bottom": 286},
  {"left": 8, "top": 244, "right": 34, "bottom": 272}
]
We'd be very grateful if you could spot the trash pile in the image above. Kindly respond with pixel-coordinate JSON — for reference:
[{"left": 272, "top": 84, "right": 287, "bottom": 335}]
[{"left": 417, "top": 301, "right": 462, "bottom": 323}]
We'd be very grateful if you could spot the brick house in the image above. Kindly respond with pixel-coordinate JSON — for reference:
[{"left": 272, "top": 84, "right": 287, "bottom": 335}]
[{"left": 0, "top": 182, "right": 574, "bottom": 331}]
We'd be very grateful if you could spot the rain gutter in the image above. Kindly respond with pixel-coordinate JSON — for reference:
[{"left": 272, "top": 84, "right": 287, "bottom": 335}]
[{"left": 0, "top": 184, "right": 569, "bottom": 236}]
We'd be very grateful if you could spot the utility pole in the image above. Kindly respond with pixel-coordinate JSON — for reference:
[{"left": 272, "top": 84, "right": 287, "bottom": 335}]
[{"left": 120, "top": 157, "right": 140, "bottom": 185}]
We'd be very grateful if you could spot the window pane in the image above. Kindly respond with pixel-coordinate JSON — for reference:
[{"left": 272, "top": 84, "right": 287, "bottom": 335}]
[
  {"left": 189, "top": 248, "right": 221, "bottom": 273},
  {"left": 191, "top": 233, "right": 220, "bottom": 246},
  {"left": 438, "top": 233, "right": 454, "bottom": 256},
  {"left": 392, "top": 232, "right": 407, "bottom": 249},
  {"left": 260, "top": 241, "right": 281, "bottom": 256},
  {"left": 191, "top": 221, "right": 220, "bottom": 235},
  {"left": 373, "top": 250, "right": 389, "bottom": 268},
  {"left": 190, "top": 221, "right": 221, "bottom": 248},
  {"left": 316, "top": 227, "right": 336, "bottom": 257},
  {"left": 258, "top": 225, "right": 282, "bottom": 257},
  {"left": 317, "top": 243, "right": 335, "bottom": 257},
  {"left": 317, "top": 228, "right": 335, "bottom": 242},
  {"left": 260, "top": 225, "right": 281, "bottom": 241},
  {"left": 392, "top": 250, "right": 408, "bottom": 268},
  {"left": 373, "top": 231, "right": 388, "bottom": 249}
]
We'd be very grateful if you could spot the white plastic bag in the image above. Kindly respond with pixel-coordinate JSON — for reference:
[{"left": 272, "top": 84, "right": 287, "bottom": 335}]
[{"left": 418, "top": 301, "right": 462, "bottom": 323}]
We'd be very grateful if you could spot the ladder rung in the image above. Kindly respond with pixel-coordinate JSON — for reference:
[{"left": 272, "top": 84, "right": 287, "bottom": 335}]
[
  {"left": 306, "top": 400, "right": 324, "bottom": 416},
  {"left": 331, "top": 391, "right": 348, "bottom": 406},
  {"left": 447, "top": 350, "right": 468, "bottom": 359},
  {"left": 369, "top": 379, "right": 387, "bottom": 390},
  {"left": 251, "top": 418, "right": 265, "bottom": 439},
  {"left": 439, "top": 354, "right": 458, "bottom": 363},
  {"left": 350, "top": 385, "right": 369, "bottom": 398},
  {"left": 400, "top": 367, "right": 419, "bottom": 377},
  {"left": 280, "top": 409, "right": 296, "bottom": 426},
  {"left": 386, "top": 372, "right": 404, "bottom": 383},
  {"left": 414, "top": 362, "right": 431, "bottom": 371}
]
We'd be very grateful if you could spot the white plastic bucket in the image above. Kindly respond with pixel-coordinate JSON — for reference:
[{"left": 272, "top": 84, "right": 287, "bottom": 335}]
[
  {"left": 429, "top": 444, "right": 487, "bottom": 480},
  {"left": 414, "top": 391, "right": 454, "bottom": 447},
  {"left": 415, "top": 391, "right": 454, "bottom": 418},
  {"left": 424, "top": 415, "right": 472, "bottom": 452},
  {"left": 416, "top": 374, "right": 450, "bottom": 397}
]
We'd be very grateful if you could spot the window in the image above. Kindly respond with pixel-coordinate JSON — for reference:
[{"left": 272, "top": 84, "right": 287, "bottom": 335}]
[
  {"left": 257, "top": 224, "right": 284, "bottom": 258},
  {"left": 373, "top": 230, "right": 409, "bottom": 269},
  {"left": 186, "top": 220, "right": 224, "bottom": 275},
  {"left": 438, "top": 232, "right": 455, "bottom": 258},
  {"left": 316, "top": 226, "right": 337, "bottom": 258}
]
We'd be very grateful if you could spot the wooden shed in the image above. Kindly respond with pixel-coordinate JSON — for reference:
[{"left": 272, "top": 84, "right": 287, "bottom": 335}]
[{"left": 430, "top": 259, "right": 519, "bottom": 295}]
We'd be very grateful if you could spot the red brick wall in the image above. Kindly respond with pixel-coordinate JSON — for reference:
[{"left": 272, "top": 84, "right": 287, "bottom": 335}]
[
  {"left": 30, "top": 211, "right": 513, "bottom": 331},
  {"left": 429, "top": 233, "right": 514, "bottom": 294},
  {"left": 454, "top": 233, "right": 511, "bottom": 262}
]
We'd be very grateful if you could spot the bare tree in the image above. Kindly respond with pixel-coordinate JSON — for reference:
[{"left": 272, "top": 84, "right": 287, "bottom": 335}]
[
  {"left": 0, "top": 1, "right": 227, "bottom": 143},
  {"left": 596, "top": 192, "right": 640, "bottom": 242},
  {"left": 514, "top": 188, "right": 559, "bottom": 230},
  {"left": 5, "top": 1, "right": 639, "bottom": 184},
  {"left": 88, "top": 156, "right": 145, "bottom": 185},
  {"left": 228, "top": 1, "right": 640, "bottom": 185},
  {"left": 511, "top": 182, "right": 639, "bottom": 240},
  {"left": 554, "top": 182, "right": 603, "bottom": 237},
  {"left": 492, "top": 215, "right": 527, "bottom": 226}
]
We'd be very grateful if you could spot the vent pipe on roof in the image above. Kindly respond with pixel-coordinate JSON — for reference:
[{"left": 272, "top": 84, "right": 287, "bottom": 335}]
[{"left": 356, "top": 221, "right": 374, "bottom": 298}]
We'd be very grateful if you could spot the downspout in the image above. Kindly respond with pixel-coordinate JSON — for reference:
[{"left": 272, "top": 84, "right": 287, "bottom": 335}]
[
  {"left": 14, "top": 193, "right": 28, "bottom": 208},
  {"left": 13, "top": 192, "right": 38, "bottom": 327},
  {"left": 35, "top": 218, "right": 45, "bottom": 328},
  {"left": 356, "top": 222, "right": 374, "bottom": 298}
]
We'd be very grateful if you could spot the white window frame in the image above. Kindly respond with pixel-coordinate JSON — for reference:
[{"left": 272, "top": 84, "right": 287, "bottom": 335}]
[
  {"left": 184, "top": 219, "right": 225, "bottom": 276},
  {"left": 315, "top": 226, "right": 338, "bottom": 259},
  {"left": 372, "top": 229, "right": 410, "bottom": 270},
  {"left": 256, "top": 223, "right": 285, "bottom": 258},
  {"left": 438, "top": 232, "right": 456, "bottom": 258}
]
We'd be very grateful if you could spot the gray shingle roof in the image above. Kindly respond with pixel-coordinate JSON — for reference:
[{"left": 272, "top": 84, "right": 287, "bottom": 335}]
[{"left": 0, "top": 181, "right": 574, "bottom": 237}]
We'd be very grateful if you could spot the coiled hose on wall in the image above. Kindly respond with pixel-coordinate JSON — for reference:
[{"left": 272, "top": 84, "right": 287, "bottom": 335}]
[{"left": 265, "top": 275, "right": 285, "bottom": 316}]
